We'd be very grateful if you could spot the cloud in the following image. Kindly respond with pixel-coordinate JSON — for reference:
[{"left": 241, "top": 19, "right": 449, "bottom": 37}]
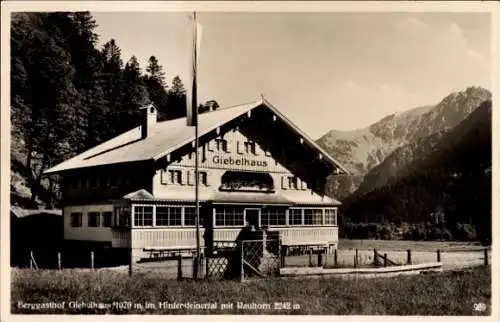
[
  {"left": 398, "top": 17, "right": 432, "bottom": 35},
  {"left": 442, "top": 22, "right": 489, "bottom": 70}
]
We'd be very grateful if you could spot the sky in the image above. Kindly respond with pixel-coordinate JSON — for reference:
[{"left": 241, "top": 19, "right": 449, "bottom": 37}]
[{"left": 91, "top": 11, "right": 492, "bottom": 139}]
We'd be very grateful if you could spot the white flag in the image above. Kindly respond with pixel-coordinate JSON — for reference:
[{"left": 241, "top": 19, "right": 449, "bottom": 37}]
[{"left": 186, "top": 13, "right": 203, "bottom": 126}]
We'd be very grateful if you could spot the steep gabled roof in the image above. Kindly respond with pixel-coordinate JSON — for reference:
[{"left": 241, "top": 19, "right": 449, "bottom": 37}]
[{"left": 44, "top": 98, "right": 349, "bottom": 175}]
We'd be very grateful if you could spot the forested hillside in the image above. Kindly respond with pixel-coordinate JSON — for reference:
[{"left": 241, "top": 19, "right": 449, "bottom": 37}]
[{"left": 10, "top": 12, "right": 218, "bottom": 209}]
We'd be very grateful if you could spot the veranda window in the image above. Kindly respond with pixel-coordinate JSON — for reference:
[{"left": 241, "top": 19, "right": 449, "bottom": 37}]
[
  {"left": 134, "top": 206, "right": 153, "bottom": 227},
  {"left": 114, "top": 206, "right": 131, "bottom": 227},
  {"left": 289, "top": 208, "right": 303, "bottom": 225},
  {"left": 261, "top": 208, "right": 286, "bottom": 226},
  {"left": 324, "top": 208, "right": 337, "bottom": 225},
  {"left": 304, "top": 209, "right": 323, "bottom": 225},
  {"left": 214, "top": 207, "right": 244, "bottom": 227},
  {"left": 156, "top": 206, "right": 182, "bottom": 226}
]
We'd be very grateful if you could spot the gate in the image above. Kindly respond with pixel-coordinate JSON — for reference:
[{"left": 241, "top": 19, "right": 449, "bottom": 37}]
[{"left": 205, "top": 235, "right": 282, "bottom": 281}]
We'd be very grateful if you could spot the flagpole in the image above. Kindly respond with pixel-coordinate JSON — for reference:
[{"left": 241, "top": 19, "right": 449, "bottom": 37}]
[{"left": 193, "top": 11, "right": 201, "bottom": 280}]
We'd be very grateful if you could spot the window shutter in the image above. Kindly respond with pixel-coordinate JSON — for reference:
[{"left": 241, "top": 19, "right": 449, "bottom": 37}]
[
  {"left": 281, "top": 176, "right": 287, "bottom": 190},
  {"left": 187, "top": 170, "right": 193, "bottom": 186},
  {"left": 206, "top": 171, "right": 212, "bottom": 186},
  {"left": 180, "top": 170, "right": 186, "bottom": 185}
]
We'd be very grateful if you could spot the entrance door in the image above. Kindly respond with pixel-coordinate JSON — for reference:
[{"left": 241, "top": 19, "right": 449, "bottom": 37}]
[{"left": 244, "top": 208, "right": 261, "bottom": 229}]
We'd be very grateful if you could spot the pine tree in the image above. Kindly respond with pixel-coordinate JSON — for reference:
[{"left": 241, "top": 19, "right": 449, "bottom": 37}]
[
  {"left": 146, "top": 56, "right": 166, "bottom": 86},
  {"left": 118, "top": 56, "right": 151, "bottom": 132},
  {"left": 166, "top": 75, "right": 187, "bottom": 119},
  {"left": 145, "top": 56, "right": 169, "bottom": 121},
  {"left": 101, "top": 39, "right": 124, "bottom": 138}
]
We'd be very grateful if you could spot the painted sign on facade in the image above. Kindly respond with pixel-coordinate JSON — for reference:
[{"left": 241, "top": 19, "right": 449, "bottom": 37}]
[{"left": 172, "top": 129, "right": 288, "bottom": 174}]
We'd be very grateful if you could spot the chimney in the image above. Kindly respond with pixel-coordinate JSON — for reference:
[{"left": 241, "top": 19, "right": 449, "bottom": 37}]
[{"left": 140, "top": 103, "right": 157, "bottom": 139}]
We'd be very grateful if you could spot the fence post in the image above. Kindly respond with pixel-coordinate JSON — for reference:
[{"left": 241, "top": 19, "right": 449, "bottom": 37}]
[
  {"left": 484, "top": 248, "right": 488, "bottom": 266},
  {"left": 192, "top": 253, "right": 197, "bottom": 280},
  {"left": 177, "top": 254, "right": 183, "bottom": 280},
  {"left": 334, "top": 249, "right": 338, "bottom": 267},
  {"left": 129, "top": 247, "right": 133, "bottom": 276},
  {"left": 407, "top": 249, "right": 412, "bottom": 265},
  {"left": 308, "top": 248, "right": 313, "bottom": 267},
  {"left": 383, "top": 253, "right": 388, "bottom": 267},
  {"left": 280, "top": 245, "right": 286, "bottom": 267},
  {"left": 355, "top": 248, "right": 359, "bottom": 267},
  {"left": 29, "top": 250, "right": 33, "bottom": 269},
  {"left": 240, "top": 242, "right": 244, "bottom": 282},
  {"left": 437, "top": 249, "right": 441, "bottom": 263},
  {"left": 57, "top": 252, "right": 61, "bottom": 270},
  {"left": 90, "top": 251, "right": 94, "bottom": 270},
  {"left": 373, "top": 248, "right": 377, "bottom": 265}
]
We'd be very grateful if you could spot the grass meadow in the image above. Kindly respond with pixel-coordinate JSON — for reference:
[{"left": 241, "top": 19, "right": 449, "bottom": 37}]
[{"left": 11, "top": 265, "right": 491, "bottom": 315}]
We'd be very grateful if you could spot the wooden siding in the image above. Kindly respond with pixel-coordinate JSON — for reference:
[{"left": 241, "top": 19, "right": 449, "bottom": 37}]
[
  {"left": 131, "top": 228, "right": 205, "bottom": 249},
  {"left": 152, "top": 127, "right": 333, "bottom": 204},
  {"left": 128, "top": 227, "right": 337, "bottom": 251},
  {"left": 171, "top": 129, "right": 290, "bottom": 173}
]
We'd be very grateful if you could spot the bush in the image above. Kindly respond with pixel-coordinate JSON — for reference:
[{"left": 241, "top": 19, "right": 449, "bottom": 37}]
[{"left": 453, "top": 223, "right": 476, "bottom": 241}]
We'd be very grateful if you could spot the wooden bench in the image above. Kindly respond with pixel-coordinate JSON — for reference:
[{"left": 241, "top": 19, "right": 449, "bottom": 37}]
[
  {"left": 142, "top": 246, "right": 200, "bottom": 261},
  {"left": 281, "top": 243, "right": 332, "bottom": 267}
]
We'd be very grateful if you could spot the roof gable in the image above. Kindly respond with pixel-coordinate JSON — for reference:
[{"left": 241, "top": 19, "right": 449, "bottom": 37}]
[{"left": 44, "top": 98, "right": 348, "bottom": 175}]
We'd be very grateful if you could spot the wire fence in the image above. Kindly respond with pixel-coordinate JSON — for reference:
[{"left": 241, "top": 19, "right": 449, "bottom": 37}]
[{"left": 206, "top": 239, "right": 281, "bottom": 281}]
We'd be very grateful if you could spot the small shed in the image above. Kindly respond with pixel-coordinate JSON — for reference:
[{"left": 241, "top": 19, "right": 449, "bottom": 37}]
[{"left": 11, "top": 207, "right": 63, "bottom": 267}]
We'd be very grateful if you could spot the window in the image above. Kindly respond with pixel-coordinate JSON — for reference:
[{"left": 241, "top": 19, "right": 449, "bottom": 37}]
[
  {"left": 288, "top": 176, "right": 299, "bottom": 190},
  {"left": 261, "top": 208, "right": 286, "bottom": 226},
  {"left": 215, "top": 207, "right": 244, "bottom": 227},
  {"left": 70, "top": 178, "right": 79, "bottom": 189},
  {"left": 199, "top": 171, "right": 208, "bottom": 185},
  {"left": 70, "top": 212, "right": 83, "bottom": 227},
  {"left": 88, "top": 212, "right": 100, "bottom": 227},
  {"left": 115, "top": 207, "right": 131, "bottom": 227},
  {"left": 324, "top": 209, "right": 337, "bottom": 225},
  {"left": 304, "top": 209, "right": 323, "bottom": 225},
  {"left": 108, "top": 175, "right": 120, "bottom": 187},
  {"left": 134, "top": 206, "right": 153, "bottom": 227},
  {"left": 102, "top": 211, "right": 113, "bottom": 227},
  {"left": 244, "top": 141, "right": 256, "bottom": 155},
  {"left": 156, "top": 206, "right": 181, "bottom": 226},
  {"left": 169, "top": 170, "right": 182, "bottom": 185},
  {"left": 215, "top": 138, "right": 228, "bottom": 152},
  {"left": 187, "top": 171, "right": 194, "bottom": 186},
  {"left": 188, "top": 171, "right": 208, "bottom": 186},
  {"left": 184, "top": 207, "right": 203, "bottom": 226},
  {"left": 88, "top": 177, "right": 98, "bottom": 188},
  {"left": 289, "top": 209, "right": 303, "bottom": 225}
]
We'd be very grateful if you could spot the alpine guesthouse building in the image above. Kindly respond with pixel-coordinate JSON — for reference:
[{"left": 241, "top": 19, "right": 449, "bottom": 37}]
[{"left": 44, "top": 98, "right": 348, "bottom": 263}]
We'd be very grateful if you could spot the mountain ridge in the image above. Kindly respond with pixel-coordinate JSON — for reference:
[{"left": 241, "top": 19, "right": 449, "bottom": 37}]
[{"left": 318, "top": 86, "right": 491, "bottom": 199}]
